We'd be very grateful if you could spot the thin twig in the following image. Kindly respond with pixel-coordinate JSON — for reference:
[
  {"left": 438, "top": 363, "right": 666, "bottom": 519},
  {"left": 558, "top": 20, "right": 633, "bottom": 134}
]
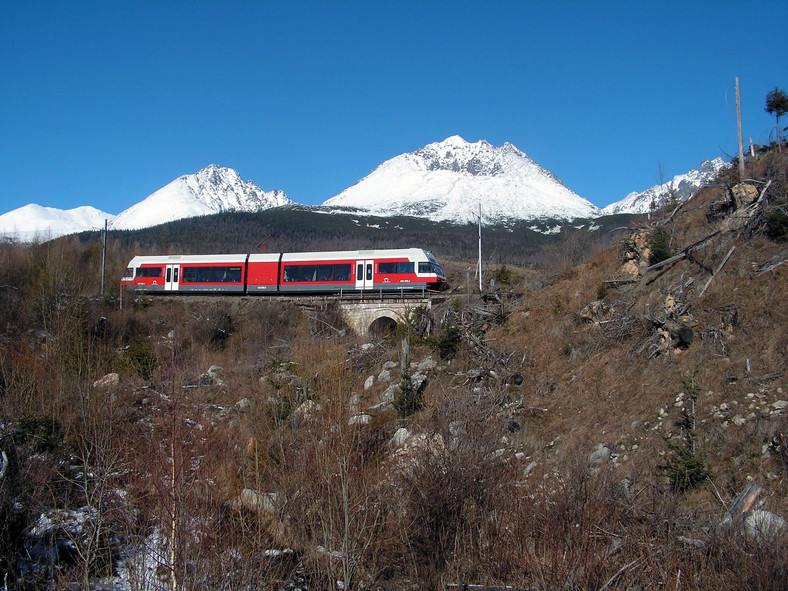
[{"left": 597, "top": 558, "right": 642, "bottom": 591}]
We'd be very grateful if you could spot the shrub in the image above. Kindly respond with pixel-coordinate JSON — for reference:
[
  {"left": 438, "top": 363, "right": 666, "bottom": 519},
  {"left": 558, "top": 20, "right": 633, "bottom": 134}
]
[
  {"left": 666, "top": 437, "right": 709, "bottom": 492},
  {"left": 764, "top": 209, "right": 788, "bottom": 242},
  {"left": 648, "top": 224, "right": 673, "bottom": 265},
  {"left": 666, "top": 376, "right": 710, "bottom": 492},
  {"left": 120, "top": 336, "right": 157, "bottom": 379},
  {"left": 393, "top": 370, "right": 422, "bottom": 418},
  {"left": 16, "top": 415, "right": 66, "bottom": 454},
  {"left": 493, "top": 265, "right": 513, "bottom": 285},
  {"left": 426, "top": 325, "right": 462, "bottom": 360}
]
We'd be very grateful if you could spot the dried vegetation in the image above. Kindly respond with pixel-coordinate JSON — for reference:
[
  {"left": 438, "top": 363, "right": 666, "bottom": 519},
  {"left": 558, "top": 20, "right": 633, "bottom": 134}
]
[{"left": 0, "top": 147, "right": 786, "bottom": 589}]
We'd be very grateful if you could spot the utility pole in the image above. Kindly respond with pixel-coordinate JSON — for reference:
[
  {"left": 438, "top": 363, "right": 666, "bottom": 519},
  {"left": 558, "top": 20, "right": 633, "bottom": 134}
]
[
  {"left": 736, "top": 77, "right": 745, "bottom": 182},
  {"left": 101, "top": 219, "right": 107, "bottom": 295},
  {"left": 477, "top": 203, "right": 482, "bottom": 293}
]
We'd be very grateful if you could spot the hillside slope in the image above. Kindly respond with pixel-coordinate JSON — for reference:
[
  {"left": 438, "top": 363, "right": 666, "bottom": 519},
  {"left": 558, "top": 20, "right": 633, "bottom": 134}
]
[{"left": 0, "top": 147, "right": 785, "bottom": 589}]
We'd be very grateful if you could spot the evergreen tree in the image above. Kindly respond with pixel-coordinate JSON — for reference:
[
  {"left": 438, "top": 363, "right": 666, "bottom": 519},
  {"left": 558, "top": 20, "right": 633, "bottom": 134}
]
[{"left": 765, "top": 87, "right": 788, "bottom": 144}]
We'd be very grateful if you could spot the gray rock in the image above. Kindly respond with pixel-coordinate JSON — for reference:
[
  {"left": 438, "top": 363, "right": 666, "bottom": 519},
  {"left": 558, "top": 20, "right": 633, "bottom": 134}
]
[
  {"left": 390, "top": 427, "right": 411, "bottom": 448},
  {"left": 93, "top": 373, "right": 119, "bottom": 390},
  {"left": 743, "top": 509, "right": 787, "bottom": 543},
  {"left": 589, "top": 443, "right": 611, "bottom": 464},
  {"left": 363, "top": 375, "right": 375, "bottom": 390},
  {"left": 380, "top": 383, "right": 401, "bottom": 403},
  {"left": 377, "top": 369, "right": 392, "bottom": 382},
  {"left": 349, "top": 414, "right": 372, "bottom": 426},
  {"left": 415, "top": 357, "right": 437, "bottom": 372},
  {"left": 410, "top": 373, "right": 428, "bottom": 392}
]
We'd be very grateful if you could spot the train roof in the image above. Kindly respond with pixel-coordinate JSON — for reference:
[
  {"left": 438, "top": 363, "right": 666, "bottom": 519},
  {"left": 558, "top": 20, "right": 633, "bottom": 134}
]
[
  {"left": 127, "top": 249, "right": 434, "bottom": 267},
  {"left": 281, "top": 248, "right": 429, "bottom": 262},
  {"left": 126, "top": 254, "right": 249, "bottom": 266}
]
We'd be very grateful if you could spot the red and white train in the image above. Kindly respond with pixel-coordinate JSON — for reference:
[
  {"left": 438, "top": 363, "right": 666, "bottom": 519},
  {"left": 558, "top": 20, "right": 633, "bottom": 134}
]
[{"left": 121, "top": 248, "right": 448, "bottom": 295}]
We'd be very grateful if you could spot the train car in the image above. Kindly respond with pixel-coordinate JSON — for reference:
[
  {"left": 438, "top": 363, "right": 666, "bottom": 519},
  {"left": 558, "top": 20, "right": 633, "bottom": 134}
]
[
  {"left": 245, "top": 253, "right": 281, "bottom": 292},
  {"left": 278, "top": 248, "right": 446, "bottom": 293},
  {"left": 122, "top": 248, "right": 447, "bottom": 295},
  {"left": 122, "top": 254, "right": 249, "bottom": 293}
]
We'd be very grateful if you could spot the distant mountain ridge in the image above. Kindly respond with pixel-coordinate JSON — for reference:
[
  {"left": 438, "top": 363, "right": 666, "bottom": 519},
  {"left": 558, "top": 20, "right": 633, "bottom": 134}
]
[
  {"left": 111, "top": 164, "right": 291, "bottom": 231},
  {"left": 603, "top": 158, "right": 728, "bottom": 215},
  {"left": 0, "top": 139, "right": 728, "bottom": 241},
  {"left": 322, "top": 136, "right": 602, "bottom": 223},
  {"left": 0, "top": 204, "right": 115, "bottom": 242}
]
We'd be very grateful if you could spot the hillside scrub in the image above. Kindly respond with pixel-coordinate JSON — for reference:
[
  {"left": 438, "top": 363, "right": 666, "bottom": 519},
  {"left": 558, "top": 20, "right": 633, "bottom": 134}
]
[{"left": 0, "top": 146, "right": 786, "bottom": 589}]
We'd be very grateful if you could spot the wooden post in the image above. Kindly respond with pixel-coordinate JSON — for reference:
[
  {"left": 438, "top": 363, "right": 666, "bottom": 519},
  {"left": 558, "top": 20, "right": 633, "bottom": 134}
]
[{"left": 736, "top": 77, "right": 745, "bottom": 182}]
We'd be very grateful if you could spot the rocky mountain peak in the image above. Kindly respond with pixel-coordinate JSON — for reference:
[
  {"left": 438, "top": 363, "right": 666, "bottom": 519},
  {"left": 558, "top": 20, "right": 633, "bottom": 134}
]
[{"left": 322, "top": 136, "right": 599, "bottom": 223}]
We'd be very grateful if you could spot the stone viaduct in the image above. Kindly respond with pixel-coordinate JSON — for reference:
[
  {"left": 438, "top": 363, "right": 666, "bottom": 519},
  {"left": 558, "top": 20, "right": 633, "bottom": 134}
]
[{"left": 335, "top": 297, "right": 434, "bottom": 336}]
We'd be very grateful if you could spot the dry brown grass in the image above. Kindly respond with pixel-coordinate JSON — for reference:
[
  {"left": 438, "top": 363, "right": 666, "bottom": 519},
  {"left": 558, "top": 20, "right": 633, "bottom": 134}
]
[{"left": 0, "top": 148, "right": 786, "bottom": 589}]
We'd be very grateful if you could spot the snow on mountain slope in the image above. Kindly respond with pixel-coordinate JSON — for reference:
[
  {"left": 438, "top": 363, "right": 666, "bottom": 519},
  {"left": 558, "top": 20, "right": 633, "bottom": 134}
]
[
  {"left": 603, "top": 158, "right": 728, "bottom": 215},
  {"left": 111, "top": 165, "right": 291, "bottom": 230},
  {"left": 322, "top": 136, "right": 601, "bottom": 223},
  {"left": 0, "top": 204, "right": 114, "bottom": 242}
]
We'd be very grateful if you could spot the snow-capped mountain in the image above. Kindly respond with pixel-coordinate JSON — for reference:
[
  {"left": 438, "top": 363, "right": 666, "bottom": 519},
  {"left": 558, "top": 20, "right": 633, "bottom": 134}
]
[
  {"left": 603, "top": 158, "right": 728, "bottom": 215},
  {"left": 0, "top": 204, "right": 114, "bottom": 242},
  {"left": 111, "top": 165, "right": 291, "bottom": 231},
  {"left": 321, "top": 136, "right": 601, "bottom": 223}
]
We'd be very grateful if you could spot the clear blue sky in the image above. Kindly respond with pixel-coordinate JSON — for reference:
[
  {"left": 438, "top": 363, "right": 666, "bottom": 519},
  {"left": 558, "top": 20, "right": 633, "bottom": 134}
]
[{"left": 2, "top": 0, "right": 786, "bottom": 215}]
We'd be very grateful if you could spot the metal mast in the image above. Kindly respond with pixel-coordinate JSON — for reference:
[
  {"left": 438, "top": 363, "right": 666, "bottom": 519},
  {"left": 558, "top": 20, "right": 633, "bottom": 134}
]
[{"left": 477, "top": 203, "right": 482, "bottom": 293}]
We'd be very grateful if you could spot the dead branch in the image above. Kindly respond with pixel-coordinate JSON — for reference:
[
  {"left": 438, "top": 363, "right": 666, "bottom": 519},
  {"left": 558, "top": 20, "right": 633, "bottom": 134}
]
[
  {"left": 696, "top": 246, "right": 736, "bottom": 301},
  {"left": 0, "top": 450, "right": 7, "bottom": 481}
]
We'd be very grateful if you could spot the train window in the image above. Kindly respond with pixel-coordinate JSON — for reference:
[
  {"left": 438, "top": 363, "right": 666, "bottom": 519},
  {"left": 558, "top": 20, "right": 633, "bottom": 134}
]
[
  {"left": 317, "top": 265, "right": 333, "bottom": 281},
  {"left": 334, "top": 264, "right": 351, "bottom": 281},
  {"left": 227, "top": 267, "right": 242, "bottom": 282},
  {"left": 283, "top": 265, "right": 318, "bottom": 282},
  {"left": 366, "top": 264, "right": 372, "bottom": 281},
  {"left": 166, "top": 268, "right": 171, "bottom": 283},
  {"left": 123, "top": 267, "right": 134, "bottom": 278},
  {"left": 136, "top": 267, "right": 163, "bottom": 278},
  {"left": 173, "top": 268, "right": 179, "bottom": 282},
  {"left": 356, "top": 264, "right": 363, "bottom": 281},
  {"left": 379, "top": 262, "right": 414, "bottom": 274},
  {"left": 182, "top": 266, "right": 243, "bottom": 283},
  {"left": 418, "top": 262, "right": 431, "bottom": 273}
]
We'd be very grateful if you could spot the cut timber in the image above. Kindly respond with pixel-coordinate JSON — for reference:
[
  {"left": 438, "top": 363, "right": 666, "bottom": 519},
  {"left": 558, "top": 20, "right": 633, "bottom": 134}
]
[
  {"left": 720, "top": 479, "right": 762, "bottom": 527},
  {"left": 645, "top": 230, "right": 721, "bottom": 273}
]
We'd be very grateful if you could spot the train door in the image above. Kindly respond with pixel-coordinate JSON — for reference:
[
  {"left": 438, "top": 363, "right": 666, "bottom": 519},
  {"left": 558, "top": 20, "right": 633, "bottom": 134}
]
[
  {"left": 164, "top": 264, "right": 180, "bottom": 291},
  {"left": 355, "top": 260, "right": 374, "bottom": 290}
]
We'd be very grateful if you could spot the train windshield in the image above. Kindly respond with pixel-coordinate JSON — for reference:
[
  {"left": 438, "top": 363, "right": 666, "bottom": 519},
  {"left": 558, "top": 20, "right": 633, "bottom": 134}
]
[{"left": 426, "top": 253, "right": 445, "bottom": 277}]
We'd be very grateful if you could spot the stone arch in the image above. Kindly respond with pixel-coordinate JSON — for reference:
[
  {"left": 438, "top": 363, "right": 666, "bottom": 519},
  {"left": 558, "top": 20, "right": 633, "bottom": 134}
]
[{"left": 368, "top": 315, "right": 398, "bottom": 337}]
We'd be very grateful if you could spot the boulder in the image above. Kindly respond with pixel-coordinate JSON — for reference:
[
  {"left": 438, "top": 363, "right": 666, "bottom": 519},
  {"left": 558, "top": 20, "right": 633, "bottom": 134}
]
[
  {"left": 589, "top": 443, "right": 611, "bottom": 464},
  {"left": 349, "top": 414, "right": 372, "bottom": 426},
  {"left": 731, "top": 183, "right": 758, "bottom": 208},
  {"left": 93, "top": 373, "right": 119, "bottom": 390},
  {"left": 743, "top": 509, "right": 786, "bottom": 543}
]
